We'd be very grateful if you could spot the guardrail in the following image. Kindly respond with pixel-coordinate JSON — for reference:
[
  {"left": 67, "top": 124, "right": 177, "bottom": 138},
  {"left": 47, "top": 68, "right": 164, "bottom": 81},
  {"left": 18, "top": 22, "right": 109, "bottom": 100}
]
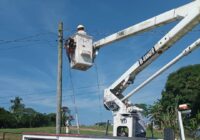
[{"left": 0, "top": 131, "right": 21, "bottom": 140}]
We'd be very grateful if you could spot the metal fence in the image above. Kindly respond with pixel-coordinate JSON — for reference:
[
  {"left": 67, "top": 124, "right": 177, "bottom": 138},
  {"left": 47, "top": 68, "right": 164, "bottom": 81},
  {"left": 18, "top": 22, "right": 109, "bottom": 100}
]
[{"left": 0, "top": 132, "right": 21, "bottom": 140}]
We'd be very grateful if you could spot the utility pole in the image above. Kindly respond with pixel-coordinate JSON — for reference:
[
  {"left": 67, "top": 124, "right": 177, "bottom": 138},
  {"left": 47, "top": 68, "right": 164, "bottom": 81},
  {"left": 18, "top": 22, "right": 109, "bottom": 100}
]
[{"left": 56, "top": 22, "right": 63, "bottom": 134}]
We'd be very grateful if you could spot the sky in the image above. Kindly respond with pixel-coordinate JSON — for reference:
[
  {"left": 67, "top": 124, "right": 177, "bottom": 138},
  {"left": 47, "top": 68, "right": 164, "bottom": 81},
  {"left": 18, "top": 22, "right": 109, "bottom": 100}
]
[{"left": 0, "top": 0, "right": 199, "bottom": 125}]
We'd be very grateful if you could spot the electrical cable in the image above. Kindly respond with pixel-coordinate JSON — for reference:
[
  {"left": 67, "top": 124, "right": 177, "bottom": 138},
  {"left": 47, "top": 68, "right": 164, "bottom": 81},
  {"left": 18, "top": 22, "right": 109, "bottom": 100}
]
[
  {"left": 0, "top": 68, "right": 172, "bottom": 101},
  {"left": 0, "top": 81, "right": 111, "bottom": 100},
  {"left": 0, "top": 31, "right": 57, "bottom": 45},
  {"left": 66, "top": 55, "right": 80, "bottom": 134},
  {"left": 0, "top": 28, "right": 199, "bottom": 51},
  {"left": 94, "top": 62, "right": 103, "bottom": 123}
]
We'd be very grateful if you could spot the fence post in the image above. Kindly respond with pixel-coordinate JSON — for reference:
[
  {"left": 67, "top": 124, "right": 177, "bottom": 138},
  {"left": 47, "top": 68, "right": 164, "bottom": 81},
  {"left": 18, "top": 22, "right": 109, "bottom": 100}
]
[
  {"left": 164, "top": 128, "right": 175, "bottom": 140},
  {"left": 2, "top": 132, "right": 6, "bottom": 140}
]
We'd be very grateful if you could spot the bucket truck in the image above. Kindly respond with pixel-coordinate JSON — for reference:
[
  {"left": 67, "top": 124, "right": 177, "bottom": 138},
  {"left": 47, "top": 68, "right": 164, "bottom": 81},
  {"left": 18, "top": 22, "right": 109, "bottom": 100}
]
[
  {"left": 22, "top": 0, "right": 200, "bottom": 139},
  {"left": 65, "top": 0, "right": 200, "bottom": 138}
]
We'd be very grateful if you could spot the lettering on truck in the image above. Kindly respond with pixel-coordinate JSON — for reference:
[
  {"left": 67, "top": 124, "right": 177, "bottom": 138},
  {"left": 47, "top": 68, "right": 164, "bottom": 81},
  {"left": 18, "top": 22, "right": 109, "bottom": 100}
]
[{"left": 139, "top": 47, "right": 156, "bottom": 66}]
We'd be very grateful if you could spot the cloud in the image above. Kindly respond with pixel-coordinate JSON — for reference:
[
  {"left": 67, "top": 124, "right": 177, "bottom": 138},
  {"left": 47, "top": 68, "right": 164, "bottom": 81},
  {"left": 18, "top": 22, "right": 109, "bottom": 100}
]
[
  {"left": 65, "top": 97, "right": 101, "bottom": 110},
  {"left": 0, "top": 56, "right": 56, "bottom": 109},
  {"left": 27, "top": 95, "right": 56, "bottom": 108}
]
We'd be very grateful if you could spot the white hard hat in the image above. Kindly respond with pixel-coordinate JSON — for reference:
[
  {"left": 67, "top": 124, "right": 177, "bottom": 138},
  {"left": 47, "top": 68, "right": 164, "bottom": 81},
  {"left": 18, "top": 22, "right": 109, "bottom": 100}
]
[{"left": 77, "top": 24, "right": 85, "bottom": 30}]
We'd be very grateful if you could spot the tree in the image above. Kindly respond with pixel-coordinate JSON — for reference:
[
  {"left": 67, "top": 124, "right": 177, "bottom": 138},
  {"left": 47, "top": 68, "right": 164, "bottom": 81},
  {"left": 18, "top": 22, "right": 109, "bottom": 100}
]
[
  {"left": 0, "top": 107, "right": 16, "bottom": 128},
  {"left": 150, "top": 64, "right": 200, "bottom": 131},
  {"left": 148, "top": 100, "right": 164, "bottom": 129},
  {"left": 10, "top": 96, "right": 25, "bottom": 126},
  {"left": 0, "top": 97, "right": 74, "bottom": 128},
  {"left": 47, "top": 113, "right": 56, "bottom": 126},
  {"left": 135, "top": 103, "right": 149, "bottom": 117},
  {"left": 161, "top": 64, "right": 200, "bottom": 117},
  {"left": 10, "top": 96, "right": 25, "bottom": 113},
  {"left": 22, "top": 107, "right": 38, "bottom": 127}
]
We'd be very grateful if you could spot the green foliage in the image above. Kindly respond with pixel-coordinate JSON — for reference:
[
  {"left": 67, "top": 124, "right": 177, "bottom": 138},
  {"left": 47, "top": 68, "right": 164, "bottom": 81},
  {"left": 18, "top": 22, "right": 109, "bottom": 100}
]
[
  {"left": 149, "top": 64, "right": 200, "bottom": 131},
  {"left": 162, "top": 64, "right": 200, "bottom": 117},
  {"left": 0, "top": 97, "right": 73, "bottom": 128},
  {"left": 0, "top": 107, "right": 16, "bottom": 128},
  {"left": 10, "top": 97, "right": 25, "bottom": 113},
  {"left": 189, "top": 111, "right": 200, "bottom": 131},
  {"left": 135, "top": 103, "right": 149, "bottom": 117}
]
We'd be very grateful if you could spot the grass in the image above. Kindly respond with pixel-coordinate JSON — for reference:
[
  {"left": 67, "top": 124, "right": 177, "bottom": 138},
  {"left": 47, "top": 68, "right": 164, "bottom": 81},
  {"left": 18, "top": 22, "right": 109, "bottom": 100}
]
[
  {"left": 0, "top": 126, "right": 108, "bottom": 140},
  {"left": 3, "top": 126, "right": 195, "bottom": 140},
  {"left": 146, "top": 129, "right": 163, "bottom": 139},
  {"left": 0, "top": 126, "right": 164, "bottom": 140},
  {"left": 0, "top": 127, "right": 55, "bottom": 140}
]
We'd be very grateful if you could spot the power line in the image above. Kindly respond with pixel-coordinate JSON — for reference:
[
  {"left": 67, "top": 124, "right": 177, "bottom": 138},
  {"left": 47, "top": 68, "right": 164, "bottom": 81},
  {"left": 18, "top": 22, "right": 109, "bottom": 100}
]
[
  {"left": 1, "top": 24, "right": 195, "bottom": 104},
  {"left": 0, "top": 31, "right": 57, "bottom": 45},
  {"left": 0, "top": 39, "right": 56, "bottom": 44},
  {"left": 0, "top": 67, "right": 172, "bottom": 101},
  {"left": 0, "top": 87, "right": 163, "bottom": 107},
  {"left": 0, "top": 80, "right": 110, "bottom": 100},
  {"left": 67, "top": 59, "right": 80, "bottom": 134},
  {"left": 0, "top": 27, "right": 199, "bottom": 45},
  {"left": 0, "top": 28, "right": 199, "bottom": 51},
  {"left": 0, "top": 89, "right": 102, "bottom": 106},
  {"left": 0, "top": 44, "right": 55, "bottom": 51},
  {"left": 94, "top": 62, "right": 103, "bottom": 122},
  {"left": 0, "top": 87, "right": 106, "bottom": 111}
]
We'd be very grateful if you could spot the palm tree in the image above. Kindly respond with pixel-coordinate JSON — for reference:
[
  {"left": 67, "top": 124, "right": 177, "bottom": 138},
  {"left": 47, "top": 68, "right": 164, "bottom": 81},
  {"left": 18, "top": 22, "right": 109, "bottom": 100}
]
[
  {"left": 149, "top": 100, "right": 163, "bottom": 129},
  {"left": 10, "top": 97, "right": 25, "bottom": 113}
]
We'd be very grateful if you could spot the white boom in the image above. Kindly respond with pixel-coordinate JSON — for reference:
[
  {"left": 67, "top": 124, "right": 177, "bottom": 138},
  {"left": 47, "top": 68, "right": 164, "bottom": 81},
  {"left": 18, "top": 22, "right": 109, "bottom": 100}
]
[
  {"left": 103, "top": 39, "right": 200, "bottom": 138},
  {"left": 121, "top": 38, "right": 200, "bottom": 101},
  {"left": 93, "top": 0, "right": 200, "bottom": 49},
  {"left": 103, "top": 0, "right": 200, "bottom": 112},
  {"left": 101, "top": 0, "right": 200, "bottom": 138}
]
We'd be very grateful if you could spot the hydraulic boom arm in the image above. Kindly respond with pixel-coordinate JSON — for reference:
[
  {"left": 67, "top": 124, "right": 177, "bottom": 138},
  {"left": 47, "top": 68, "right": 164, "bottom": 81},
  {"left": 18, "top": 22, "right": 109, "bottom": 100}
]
[
  {"left": 66, "top": 0, "right": 200, "bottom": 111},
  {"left": 103, "top": 1, "right": 200, "bottom": 111},
  {"left": 122, "top": 38, "right": 200, "bottom": 101},
  {"left": 66, "top": 0, "right": 200, "bottom": 138},
  {"left": 93, "top": 0, "right": 200, "bottom": 49}
]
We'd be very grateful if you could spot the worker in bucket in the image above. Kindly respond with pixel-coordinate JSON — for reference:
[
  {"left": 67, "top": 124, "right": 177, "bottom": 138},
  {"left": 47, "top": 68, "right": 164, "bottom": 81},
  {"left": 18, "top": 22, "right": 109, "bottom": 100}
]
[
  {"left": 64, "top": 37, "right": 76, "bottom": 62},
  {"left": 64, "top": 24, "right": 86, "bottom": 62},
  {"left": 77, "top": 24, "right": 86, "bottom": 35}
]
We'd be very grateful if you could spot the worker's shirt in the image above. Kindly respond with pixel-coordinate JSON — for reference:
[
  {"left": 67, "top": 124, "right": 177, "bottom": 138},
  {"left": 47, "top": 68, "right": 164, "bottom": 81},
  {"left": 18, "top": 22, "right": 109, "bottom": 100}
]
[{"left": 77, "top": 30, "right": 86, "bottom": 35}]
